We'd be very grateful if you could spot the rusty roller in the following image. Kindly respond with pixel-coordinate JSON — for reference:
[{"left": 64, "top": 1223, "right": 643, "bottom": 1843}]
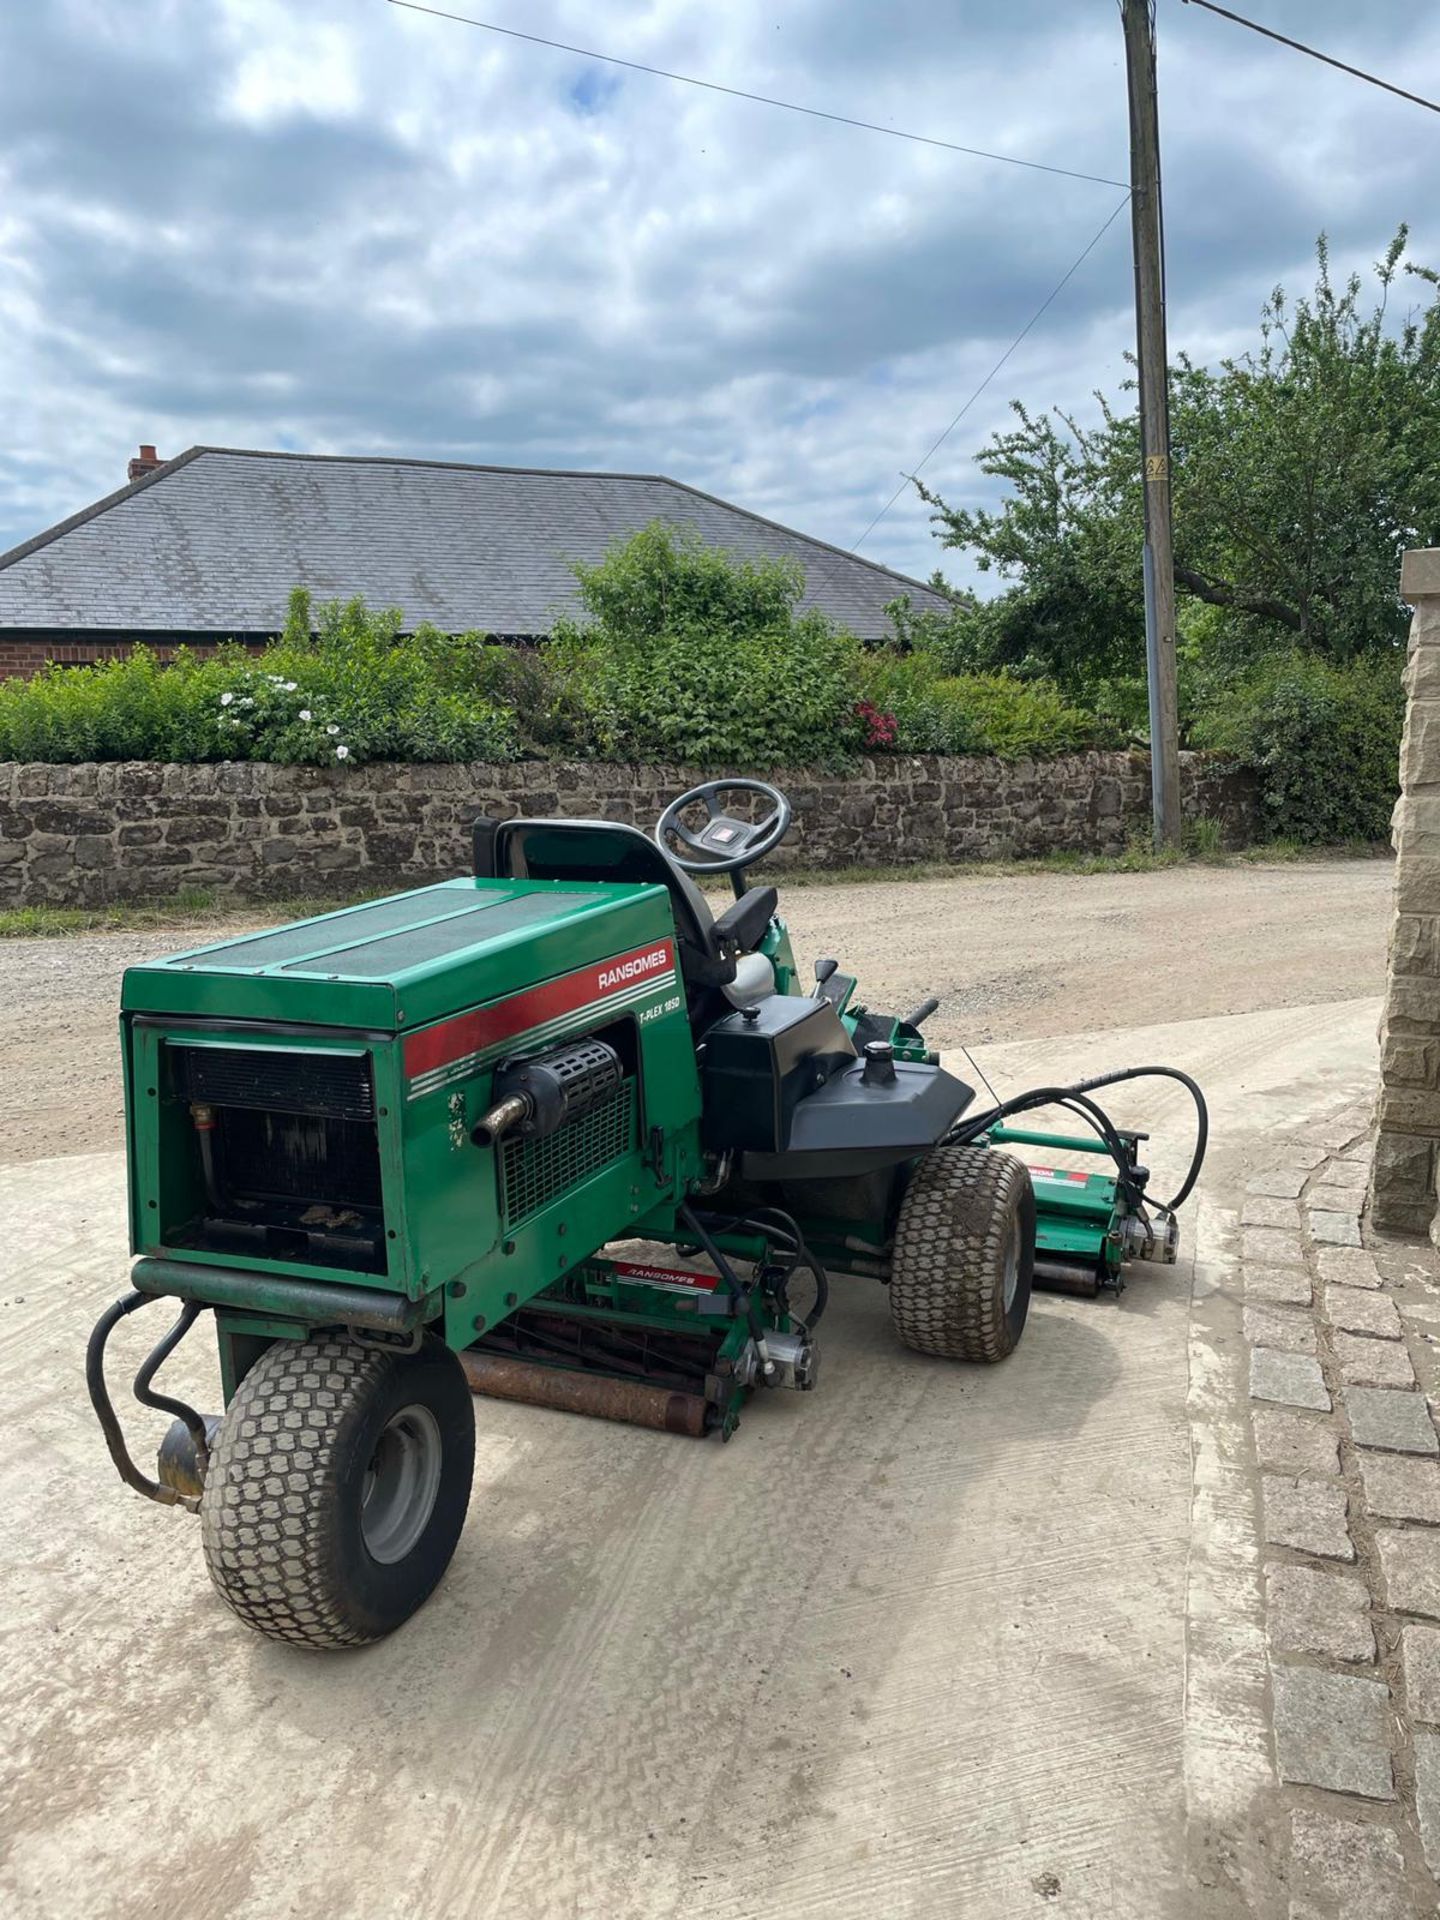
[
  {"left": 1032, "top": 1258, "right": 1101, "bottom": 1299},
  {"left": 459, "top": 1350, "right": 710, "bottom": 1437}
]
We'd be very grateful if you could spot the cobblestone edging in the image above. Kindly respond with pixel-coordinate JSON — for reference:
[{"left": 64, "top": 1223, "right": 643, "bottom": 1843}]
[
  {"left": 0, "top": 751, "right": 1258, "bottom": 907},
  {"left": 1244, "top": 1111, "right": 1440, "bottom": 1911}
]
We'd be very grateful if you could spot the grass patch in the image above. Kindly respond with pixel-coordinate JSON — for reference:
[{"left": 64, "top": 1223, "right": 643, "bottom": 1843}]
[
  {"left": 0, "top": 889, "right": 382, "bottom": 938},
  {"left": 767, "top": 839, "right": 1384, "bottom": 887}
]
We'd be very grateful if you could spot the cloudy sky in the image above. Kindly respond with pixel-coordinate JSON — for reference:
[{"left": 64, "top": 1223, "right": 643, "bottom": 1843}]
[{"left": 1, "top": 0, "right": 1437, "bottom": 593}]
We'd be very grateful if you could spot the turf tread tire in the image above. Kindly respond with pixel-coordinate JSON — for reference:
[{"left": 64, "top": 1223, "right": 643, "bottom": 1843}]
[
  {"left": 888, "top": 1145, "right": 1035, "bottom": 1362},
  {"left": 201, "top": 1332, "right": 474, "bottom": 1649}
]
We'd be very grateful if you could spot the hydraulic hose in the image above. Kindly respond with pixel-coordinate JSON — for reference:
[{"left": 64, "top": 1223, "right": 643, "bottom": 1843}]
[
  {"left": 723, "top": 1205, "right": 831, "bottom": 1328},
  {"left": 951, "top": 1085, "right": 1146, "bottom": 1209},
  {"left": 86, "top": 1293, "right": 193, "bottom": 1508},
  {"left": 1070, "top": 1065, "right": 1208, "bottom": 1211},
  {"left": 677, "top": 1201, "right": 766, "bottom": 1344},
  {"left": 132, "top": 1299, "right": 213, "bottom": 1472},
  {"left": 949, "top": 1063, "right": 1209, "bottom": 1215},
  {"left": 686, "top": 1204, "right": 832, "bottom": 1330}
]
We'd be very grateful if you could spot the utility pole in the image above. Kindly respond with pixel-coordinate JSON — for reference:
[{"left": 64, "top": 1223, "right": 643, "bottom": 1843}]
[{"left": 1122, "top": 0, "right": 1182, "bottom": 848}]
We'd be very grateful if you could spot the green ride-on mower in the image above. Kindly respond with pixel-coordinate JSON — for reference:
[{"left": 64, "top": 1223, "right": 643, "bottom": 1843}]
[{"left": 87, "top": 778, "right": 1207, "bottom": 1649}]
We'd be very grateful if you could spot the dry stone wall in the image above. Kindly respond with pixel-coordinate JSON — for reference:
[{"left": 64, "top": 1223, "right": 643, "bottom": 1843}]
[{"left": 0, "top": 751, "right": 1256, "bottom": 907}]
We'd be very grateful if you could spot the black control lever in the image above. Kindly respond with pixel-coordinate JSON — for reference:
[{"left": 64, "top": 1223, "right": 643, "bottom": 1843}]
[
  {"left": 902, "top": 996, "right": 940, "bottom": 1030},
  {"left": 814, "top": 956, "right": 839, "bottom": 989}
]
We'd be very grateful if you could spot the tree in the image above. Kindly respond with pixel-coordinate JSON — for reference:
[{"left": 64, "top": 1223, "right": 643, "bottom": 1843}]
[{"left": 919, "top": 230, "right": 1440, "bottom": 692}]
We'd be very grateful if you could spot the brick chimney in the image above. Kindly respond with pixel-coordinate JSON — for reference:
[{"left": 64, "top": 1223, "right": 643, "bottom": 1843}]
[{"left": 127, "top": 443, "right": 162, "bottom": 482}]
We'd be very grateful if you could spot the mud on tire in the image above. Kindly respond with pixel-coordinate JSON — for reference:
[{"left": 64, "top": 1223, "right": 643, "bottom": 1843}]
[
  {"left": 201, "top": 1331, "right": 475, "bottom": 1649},
  {"left": 888, "top": 1145, "right": 1035, "bottom": 1362}
]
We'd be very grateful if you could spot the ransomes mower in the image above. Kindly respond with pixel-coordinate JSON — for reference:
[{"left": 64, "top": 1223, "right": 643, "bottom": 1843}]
[{"left": 87, "top": 778, "right": 1206, "bottom": 1649}]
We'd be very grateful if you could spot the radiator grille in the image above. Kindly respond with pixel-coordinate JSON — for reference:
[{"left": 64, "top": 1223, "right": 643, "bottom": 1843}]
[
  {"left": 171, "top": 1045, "right": 374, "bottom": 1121},
  {"left": 500, "top": 1081, "right": 635, "bottom": 1225}
]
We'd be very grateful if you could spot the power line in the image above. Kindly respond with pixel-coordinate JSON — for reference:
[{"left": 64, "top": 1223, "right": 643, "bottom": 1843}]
[
  {"left": 385, "top": 0, "right": 1131, "bottom": 190},
  {"left": 851, "top": 193, "right": 1131, "bottom": 552},
  {"left": 1182, "top": 0, "right": 1440, "bottom": 116}
]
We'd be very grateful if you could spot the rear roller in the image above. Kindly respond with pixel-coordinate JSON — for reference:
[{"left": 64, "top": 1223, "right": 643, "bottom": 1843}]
[
  {"left": 201, "top": 1332, "right": 475, "bottom": 1649},
  {"left": 888, "top": 1144, "right": 1035, "bottom": 1361}
]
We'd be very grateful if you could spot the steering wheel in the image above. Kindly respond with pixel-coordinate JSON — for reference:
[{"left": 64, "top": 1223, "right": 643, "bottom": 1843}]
[{"left": 655, "top": 778, "right": 793, "bottom": 875}]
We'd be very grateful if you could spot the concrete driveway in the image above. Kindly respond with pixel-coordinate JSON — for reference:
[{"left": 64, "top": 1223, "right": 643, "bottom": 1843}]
[{"left": 0, "top": 928, "right": 1386, "bottom": 1917}]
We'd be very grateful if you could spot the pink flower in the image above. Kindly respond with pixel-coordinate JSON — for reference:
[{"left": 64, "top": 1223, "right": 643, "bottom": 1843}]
[{"left": 855, "top": 700, "right": 898, "bottom": 749}]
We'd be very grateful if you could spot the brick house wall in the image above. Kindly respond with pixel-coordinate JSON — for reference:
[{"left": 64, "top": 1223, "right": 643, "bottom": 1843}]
[{"left": 0, "top": 636, "right": 269, "bottom": 678}]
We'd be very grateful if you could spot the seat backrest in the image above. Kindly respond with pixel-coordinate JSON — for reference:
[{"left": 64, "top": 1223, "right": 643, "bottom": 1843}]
[{"left": 485, "top": 818, "right": 731, "bottom": 989}]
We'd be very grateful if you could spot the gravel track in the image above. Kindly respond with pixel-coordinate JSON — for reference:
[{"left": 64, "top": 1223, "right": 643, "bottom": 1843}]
[
  {"left": 0, "top": 858, "right": 1392, "bottom": 1166},
  {"left": 0, "top": 993, "right": 1386, "bottom": 1918}
]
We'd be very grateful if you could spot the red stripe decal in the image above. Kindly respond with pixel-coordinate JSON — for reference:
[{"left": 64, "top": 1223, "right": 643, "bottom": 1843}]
[{"left": 404, "top": 939, "right": 676, "bottom": 1082}]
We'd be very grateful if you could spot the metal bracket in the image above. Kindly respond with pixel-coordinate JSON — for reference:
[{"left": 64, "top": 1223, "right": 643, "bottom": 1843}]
[{"left": 352, "top": 1324, "right": 424, "bottom": 1355}]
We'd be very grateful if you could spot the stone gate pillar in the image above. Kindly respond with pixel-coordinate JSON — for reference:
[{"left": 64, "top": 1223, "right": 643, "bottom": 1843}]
[{"left": 1372, "top": 549, "right": 1440, "bottom": 1234}]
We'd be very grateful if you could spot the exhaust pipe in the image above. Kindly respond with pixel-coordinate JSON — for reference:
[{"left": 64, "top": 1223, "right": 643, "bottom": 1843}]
[{"left": 469, "top": 1092, "right": 530, "bottom": 1148}]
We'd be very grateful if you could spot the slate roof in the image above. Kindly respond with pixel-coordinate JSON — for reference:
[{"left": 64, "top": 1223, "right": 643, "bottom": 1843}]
[{"left": 0, "top": 447, "right": 949, "bottom": 641}]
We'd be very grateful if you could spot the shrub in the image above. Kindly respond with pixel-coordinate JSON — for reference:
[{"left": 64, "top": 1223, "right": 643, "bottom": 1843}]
[
  {"left": 854, "top": 649, "right": 1119, "bottom": 758},
  {"left": 0, "top": 548, "right": 1129, "bottom": 773},
  {"left": 1189, "top": 650, "right": 1403, "bottom": 842},
  {"left": 575, "top": 617, "right": 861, "bottom": 766},
  {"left": 470, "top": 642, "right": 604, "bottom": 756},
  {"left": 256, "top": 597, "right": 516, "bottom": 763},
  {"left": 0, "top": 647, "right": 231, "bottom": 763},
  {"left": 553, "top": 522, "right": 863, "bottom": 766},
  {"left": 0, "top": 595, "right": 517, "bottom": 767},
  {"left": 884, "top": 590, "right": 999, "bottom": 675},
  {"left": 852, "top": 649, "right": 971, "bottom": 752},
  {"left": 950, "top": 673, "right": 1121, "bottom": 757}
]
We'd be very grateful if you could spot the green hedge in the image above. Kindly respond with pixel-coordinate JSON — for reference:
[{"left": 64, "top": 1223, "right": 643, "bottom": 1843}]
[
  {"left": 854, "top": 648, "right": 1120, "bottom": 757},
  {"left": 1188, "top": 650, "right": 1404, "bottom": 842},
  {"left": 0, "top": 532, "right": 1125, "bottom": 770},
  {"left": 0, "top": 525, "right": 1404, "bottom": 848},
  {"left": 547, "top": 523, "right": 863, "bottom": 767},
  {"left": 0, "top": 598, "right": 516, "bottom": 767}
]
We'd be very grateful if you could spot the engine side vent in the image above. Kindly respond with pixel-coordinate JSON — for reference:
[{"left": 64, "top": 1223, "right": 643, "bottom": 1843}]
[
  {"left": 501, "top": 1081, "right": 635, "bottom": 1226},
  {"left": 171, "top": 1045, "right": 374, "bottom": 1122}
]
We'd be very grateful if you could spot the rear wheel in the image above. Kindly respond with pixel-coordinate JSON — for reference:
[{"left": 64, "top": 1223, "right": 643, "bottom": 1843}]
[
  {"left": 888, "top": 1145, "right": 1035, "bottom": 1361},
  {"left": 201, "top": 1332, "right": 475, "bottom": 1648}
]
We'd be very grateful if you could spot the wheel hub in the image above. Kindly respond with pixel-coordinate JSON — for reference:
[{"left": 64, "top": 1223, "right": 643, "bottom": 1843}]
[{"left": 361, "top": 1403, "right": 443, "bottom": 1564}]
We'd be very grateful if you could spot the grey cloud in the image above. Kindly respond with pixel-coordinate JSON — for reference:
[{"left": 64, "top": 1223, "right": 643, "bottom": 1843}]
[{"left": 1, "top": 0, "right": 1437, "bottom": 590}]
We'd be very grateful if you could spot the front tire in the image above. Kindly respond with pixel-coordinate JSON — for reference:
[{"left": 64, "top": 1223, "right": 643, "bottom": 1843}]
[
  {"left": 201, "top": 1332, "right": 475, "bottom": 1649},
  {"left": 888, "top": 1145, "right": 1035, "bottom": 1361}
]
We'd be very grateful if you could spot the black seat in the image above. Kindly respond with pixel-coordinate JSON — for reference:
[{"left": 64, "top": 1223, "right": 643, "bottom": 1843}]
[{"left": 478, "top": 817, "right": 736, "bottom": 991}]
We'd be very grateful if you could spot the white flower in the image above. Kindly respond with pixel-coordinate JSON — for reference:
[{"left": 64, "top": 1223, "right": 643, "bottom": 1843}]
[
  {"left": 334, "top": 744, "right": 350, "bottom": 760},
  {"left": 284, "top": 681, "right": 297, "bottom": 692},
  {"left": 219, "top": 691, "right": 234, "bottom": 707},
  {"left": 326, "top": 723, "right": 340, "bottom": 736},
  {"left": 238, "top": 697, "right": 254, "bottom": 709},
  {"left": 298, "top": 709, "right": 312, "bottom": 722}
]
